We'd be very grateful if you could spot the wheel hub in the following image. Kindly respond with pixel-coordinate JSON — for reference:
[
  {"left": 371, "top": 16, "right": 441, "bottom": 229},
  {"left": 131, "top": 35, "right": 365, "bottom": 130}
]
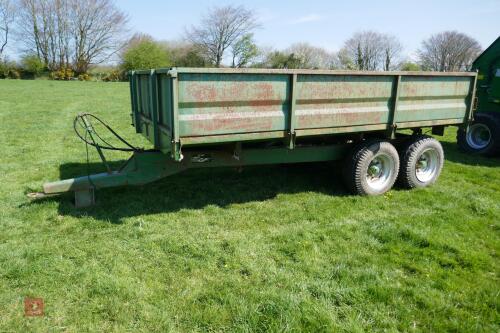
[
  {"left": 366, "top": 154, "right": 394, "bottom": 190},
  {"left": 415, "top": 148, "right": 439, "bottom": 183},
  {"left": 368, "top": 163, "right": 381, "bottom": 177},
  {"left": 417, "top": 156, "right": 428, "bottom": 170}
]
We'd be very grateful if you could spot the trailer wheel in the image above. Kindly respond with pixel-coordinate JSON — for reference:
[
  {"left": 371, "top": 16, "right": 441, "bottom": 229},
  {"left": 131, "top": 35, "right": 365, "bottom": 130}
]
[
  {"left": 398, "top": 135, "right": 444, "bottom": 189},
  {"left": 457, "top": 112, "right": 500, "bottom": 156},
  {"left": 343, "top": 140, "right": 399, "bottom": 195}
]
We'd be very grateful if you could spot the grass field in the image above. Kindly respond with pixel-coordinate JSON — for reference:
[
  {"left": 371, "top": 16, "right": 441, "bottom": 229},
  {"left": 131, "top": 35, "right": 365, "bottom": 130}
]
[{"left": 0, "top": 79, "right": 499, "bottom": 332}]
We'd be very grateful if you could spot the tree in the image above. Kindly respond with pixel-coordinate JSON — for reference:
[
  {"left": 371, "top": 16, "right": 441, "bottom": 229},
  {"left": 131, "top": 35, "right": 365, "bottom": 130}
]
[
  {"left": 186, "top": 5, "right": 259, "bottom": 67},
  {"left": 261, "top": 51, "right": 303, "bottom": 69},
  {"left": 164, "top": 41, "right": 207, "bottom": 67},
  {"left": 231, "top": 33, "right": 258, "bottom": 68},
  {"left": 0, "top": 56, "right": 16, "bottom": 78},
  {"left": 17, "top": 0, "right": 54, "bottom": 68},
  {"left": 17, "top": 0, "right": 75, "bottom": 70},
  {"left": 121, "top": 35, "right": 170, "bottom": 71},
  {"left": 399, "top": 61, "right": 421, "bottom": 71},
  {"left": 21, "top": 54, "right": 45, "bottom": 76},
  {"left": 381, "top": 35, "right": 403, "bottom": 71},
  {"left": 340, "top": 31, "right": 403, "bottom": 71},
  {"left": 418, "top": 31, "right": 481, "bottom": 71},
  {"left": 17, "top": 0, "right": 128, "bottom": 73},
  {"left": 70, "top": 0, "right": 128, "bottom": 73},
  {"left": 341, "top": 31, "right": 381, "bottom": 70},
  {"left": 286, "top": 42, "right": 338, "bottom": 69},
  {"left": 174, "top": 48, "right": 207, "bottom": 67},
  {"left": 337, "top": 48, "right": 355, "bottom": 69},
  {"left": 255, "top": 44, "right": 338, "bottom": 69},
  {"left": 0, "top": 0, "right": 15, "bottom": 56}
]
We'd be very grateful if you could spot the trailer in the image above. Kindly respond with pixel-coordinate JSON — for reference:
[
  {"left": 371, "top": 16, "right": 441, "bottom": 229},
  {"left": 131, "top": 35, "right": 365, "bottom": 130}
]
[
  {"left": 457, "top": 36, "right": 500, "bottom": 156},
  {"left": 34, "top": 68, "right": 477, "bottom": 207}
]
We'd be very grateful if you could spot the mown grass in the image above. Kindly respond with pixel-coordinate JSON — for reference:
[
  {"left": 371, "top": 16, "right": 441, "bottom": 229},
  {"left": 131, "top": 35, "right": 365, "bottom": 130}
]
[{"left": 0, "top": 79, "right": 499, "bottom": 332}]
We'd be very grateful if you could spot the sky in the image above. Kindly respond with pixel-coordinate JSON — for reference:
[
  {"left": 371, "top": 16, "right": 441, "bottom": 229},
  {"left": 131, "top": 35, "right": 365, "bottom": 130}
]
[
  {"left": 3, "top": 0, "right": 498, "bottom": 62},
  {"left": 118, "top": 0, "right": 500, "bottom": 60}
]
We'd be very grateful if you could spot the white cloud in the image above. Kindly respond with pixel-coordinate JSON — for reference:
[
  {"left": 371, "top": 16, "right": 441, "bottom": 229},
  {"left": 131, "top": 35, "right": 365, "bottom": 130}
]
[{"left": 291, "top": 14, "right": 323, "bottom": 24}]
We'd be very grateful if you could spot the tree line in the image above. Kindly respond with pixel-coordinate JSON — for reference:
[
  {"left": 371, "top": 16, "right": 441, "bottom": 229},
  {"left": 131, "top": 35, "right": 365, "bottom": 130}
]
[
  {"left": 0, "top": 1, "right": 483, "bottom": 80},
  {"left": 0, "top": 0, "right": 129, "bottom": 79}
]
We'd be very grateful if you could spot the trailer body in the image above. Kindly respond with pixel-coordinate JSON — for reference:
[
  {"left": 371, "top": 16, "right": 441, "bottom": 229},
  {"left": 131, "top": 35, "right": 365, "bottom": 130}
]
[{"left": 130, "top": 68, "right": 477, "bottom": 160}]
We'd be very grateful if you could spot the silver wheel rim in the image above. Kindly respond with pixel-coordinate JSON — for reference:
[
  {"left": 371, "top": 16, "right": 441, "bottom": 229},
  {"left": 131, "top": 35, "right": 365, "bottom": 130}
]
[
  {"left": 415, "top": 148, "right": 439, "bottom": 183},
  {"left": 366, "top": 154, "right": 394, "bottom": 191},
  {"left": 466, "top": 123, "right": 491, "bottom": 150}
]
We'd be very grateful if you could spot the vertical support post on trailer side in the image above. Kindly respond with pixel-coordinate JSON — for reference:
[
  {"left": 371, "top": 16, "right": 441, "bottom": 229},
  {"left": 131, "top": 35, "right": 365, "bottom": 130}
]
[
  {"left": 137, "top": 74, "right": 145, "bottom": 135},
  {"left": 169, "top": 69, "right": 182, "bottom": 161},
  {"left": 129, "top": 71, "right": 141, "bottom": 133},
  {"left": 149, "top": 70, "right": 160, "bottom": 149},
  {"left": 288, "top": 73, "right": 298, "bottom": 149},
  {"left": 387, "top": 75, "right": 401, "bottom": 139}
]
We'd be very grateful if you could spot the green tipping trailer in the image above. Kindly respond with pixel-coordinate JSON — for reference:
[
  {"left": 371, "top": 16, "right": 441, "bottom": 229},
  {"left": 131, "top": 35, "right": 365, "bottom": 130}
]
[
  {"left": 458, "top": 36, "right": 500, "bottom": 155},
  {"left": 35, "top": 68, "right": 477, "bottom": 207}
]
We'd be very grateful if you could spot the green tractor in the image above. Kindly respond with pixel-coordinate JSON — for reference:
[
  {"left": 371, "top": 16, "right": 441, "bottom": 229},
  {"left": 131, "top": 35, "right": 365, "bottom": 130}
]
[{"left": 458, "top": 36, "right": 500, "bottom": 156}]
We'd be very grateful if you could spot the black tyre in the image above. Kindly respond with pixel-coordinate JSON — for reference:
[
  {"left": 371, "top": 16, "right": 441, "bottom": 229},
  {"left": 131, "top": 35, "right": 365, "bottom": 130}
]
[
  {"left": 457, "top": 112, "right": 500, "bottom": 156},
  {"left": 398, "top": 135, "right": 444, "bottom": 189},
  {"left": 343, "top": 140, "right": 399, "bottom": 195}
]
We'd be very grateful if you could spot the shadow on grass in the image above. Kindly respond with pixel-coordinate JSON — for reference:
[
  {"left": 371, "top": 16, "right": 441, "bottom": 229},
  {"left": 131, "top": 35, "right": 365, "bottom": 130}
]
[
  {"left": 29, "top": 140, "right": 498, "bottom": 223},
  {"left": 440, "top": 141, "right": 500, "bottom": 167},
  {"left": 39, "top": 160, "right": 348, "bottom": 223}
]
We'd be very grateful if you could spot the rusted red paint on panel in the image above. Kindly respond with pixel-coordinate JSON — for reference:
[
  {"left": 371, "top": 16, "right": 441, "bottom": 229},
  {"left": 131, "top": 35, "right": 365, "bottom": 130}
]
[
  {"left": 188, "top": 82, "right": 218, "bottom": 102},
  {"left": 249, "top": 82, "right": 276, "bottom": 110},
  {"left": 181, "top": 75, "right": 287, "bottom": 103},
  {"left": 296, "top": 108, "right": 388, "bottom": 129},
  {"left": 178, "top": 74, "right": 288, "bottom": 136},
  {"left": 188, "top": 116, "right": 277, "bottom": 133},
  {"left": 293, "top": 75, "right": 393, "bottom": 130}
]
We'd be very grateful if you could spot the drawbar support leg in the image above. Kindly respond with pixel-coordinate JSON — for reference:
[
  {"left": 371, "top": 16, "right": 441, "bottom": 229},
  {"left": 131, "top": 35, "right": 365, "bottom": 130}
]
[{"left": 74, "top": 188, "right": 95, "bottom": 208}]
